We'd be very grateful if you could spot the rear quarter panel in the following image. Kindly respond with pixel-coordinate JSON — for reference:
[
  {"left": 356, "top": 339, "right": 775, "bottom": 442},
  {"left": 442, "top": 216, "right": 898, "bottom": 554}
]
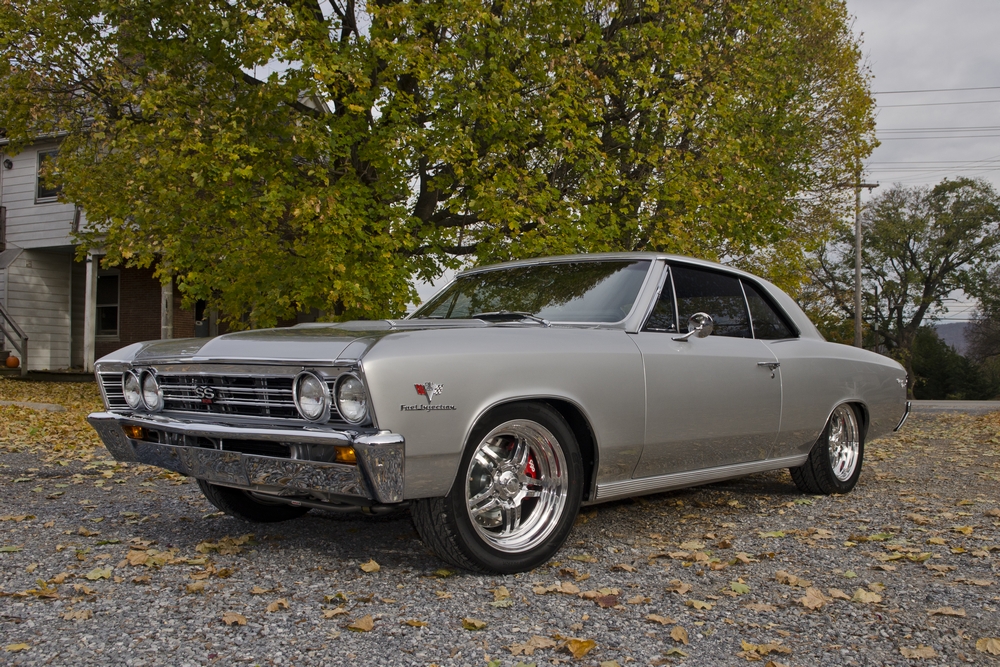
[
  {"left": 360, "top": 327, "right": 645, "bottom": 499},
  {"left": 768, "top": 338, "right": 907, "bottom": 458}
]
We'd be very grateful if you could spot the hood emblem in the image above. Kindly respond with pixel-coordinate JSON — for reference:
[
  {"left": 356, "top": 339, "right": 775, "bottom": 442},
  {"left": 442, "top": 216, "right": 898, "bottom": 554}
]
[{"left": 414, "top": 383, "right": 444, "bottom": 404}]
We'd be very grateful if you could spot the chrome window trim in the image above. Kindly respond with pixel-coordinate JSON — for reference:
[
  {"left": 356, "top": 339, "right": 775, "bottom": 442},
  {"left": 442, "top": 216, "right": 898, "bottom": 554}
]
[
  {"left": 739, "top": 278, "right": 755, "bottom": 339},
  {"left": 739, "top": 278, "right": 801, "bottom": 340}
]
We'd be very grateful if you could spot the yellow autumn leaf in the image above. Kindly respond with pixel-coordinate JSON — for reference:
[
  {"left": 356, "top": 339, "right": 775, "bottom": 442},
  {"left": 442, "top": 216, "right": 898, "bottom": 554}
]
[
  {"left": 927, "top": 606, "right": 965, "bottom": 617},
  {"left": 900, "top": 646, "right": 937, "bottom": 659},
  {"left": 63, "top": 609, "right": 93, "bottom": 621},
  {"left": 646, "top": 614, "right": 677, "bottom": 625},
  {"left": 360, "top": 559, "right": 380, "bottom": 573},
  {"left": 185, "top": 581, "right": 205, "bottom": 594},
  {"left": 4, "top": 644, "right": 29, "bottom": 652},
  {"left": 685, "top": 599, "right": 713, "bottom": 610},
  {"left": 221, "top": 612, "right": 246, "bottom": 626},
  {"left": 348, "top": 614, "right": 374, "bottom": 632},
  {"left": 266, "top": 598, "right": 289, "bottom": 612},
  {"left": 461, "top": 617, "right": 487, "bottom": 630},
  {"left": 670, "top": 626, "right": 690, "bottom": 645},
  {"left": 565, "top": 638, "right": 597, "bottom": 659},
  {"left": 851, "top": 588, "right": 882, "bottom": 604},
  {"left": 977, "top": 638, "right": 1000, "bottom": 655},
  {"left": 403, "top": 619, "right": 428, "bottom": 627}
]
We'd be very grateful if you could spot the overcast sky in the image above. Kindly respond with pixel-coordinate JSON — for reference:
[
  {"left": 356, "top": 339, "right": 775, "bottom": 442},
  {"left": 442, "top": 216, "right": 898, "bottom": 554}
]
[
  {"left": 847, "top": 0, "right": 1000, "bottom": 190},
  {"left": 844, "top": 0, "right": 1000, "bottom": 321}
]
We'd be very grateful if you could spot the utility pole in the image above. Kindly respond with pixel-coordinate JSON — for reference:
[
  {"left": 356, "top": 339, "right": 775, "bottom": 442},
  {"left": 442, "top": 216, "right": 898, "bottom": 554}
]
[{"left": 851, "top": 176, "right": 879, "bottom": 348}]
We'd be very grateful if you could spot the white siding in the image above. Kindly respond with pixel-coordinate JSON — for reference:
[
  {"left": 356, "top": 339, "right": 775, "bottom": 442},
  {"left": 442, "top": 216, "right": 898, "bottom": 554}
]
[
  {"left": 6, "top": 249, "right": 72, "bottom": 370},
  {"left": 1, "top": 142, "right": 77, "bottom": 249}
]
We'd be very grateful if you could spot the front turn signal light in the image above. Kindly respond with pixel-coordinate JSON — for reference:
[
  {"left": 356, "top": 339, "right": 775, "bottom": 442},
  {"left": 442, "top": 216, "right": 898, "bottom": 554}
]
[
  {"left": 123, "top": 425, "right": 146, "bottom": 440},
  {"left": 334, "top": 446, "right": 357, "bottom": 464}
]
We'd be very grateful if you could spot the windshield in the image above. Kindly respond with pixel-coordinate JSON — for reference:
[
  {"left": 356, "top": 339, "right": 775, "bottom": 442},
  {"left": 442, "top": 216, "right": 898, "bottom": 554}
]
[{"left": 411, "top": 260, "right": 652, "bottom": 323}]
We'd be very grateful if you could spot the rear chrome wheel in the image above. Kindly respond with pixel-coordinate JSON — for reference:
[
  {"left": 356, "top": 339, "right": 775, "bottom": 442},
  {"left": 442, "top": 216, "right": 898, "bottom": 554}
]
[
  {"left": 790, "top": 403, "right": 864, "bottom": 495},
  {"left": 827, "top": 405, "right": 860, "bottom": 482},
  {"left": 412, "top": 402, "right": 583, "bottom": 573}
]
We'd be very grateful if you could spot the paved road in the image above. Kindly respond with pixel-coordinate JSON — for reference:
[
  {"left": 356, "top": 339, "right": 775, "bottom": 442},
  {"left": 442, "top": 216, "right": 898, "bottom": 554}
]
[{"left": 910, "top": 400, "right": 1000, "bottom": 415}]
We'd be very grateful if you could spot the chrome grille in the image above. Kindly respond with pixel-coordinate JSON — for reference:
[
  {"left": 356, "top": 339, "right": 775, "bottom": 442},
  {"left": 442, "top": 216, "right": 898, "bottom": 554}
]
[
  {"left": 99, "top": 372, "right": 129, "bottom": 410},
  {"left": 158, "top": 375, "right": 306, "bottom": 420}
]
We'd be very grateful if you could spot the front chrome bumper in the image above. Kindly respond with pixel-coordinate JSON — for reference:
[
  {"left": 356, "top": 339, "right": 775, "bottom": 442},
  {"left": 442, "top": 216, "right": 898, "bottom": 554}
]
[{"left": 86, "top": 412, "right": 405, "bottom": 504}]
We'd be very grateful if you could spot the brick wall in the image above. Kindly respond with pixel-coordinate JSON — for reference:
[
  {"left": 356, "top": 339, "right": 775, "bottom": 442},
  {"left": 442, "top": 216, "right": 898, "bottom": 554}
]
[{"left": 95, "top": 266, "right": 195, "bottom": 359}]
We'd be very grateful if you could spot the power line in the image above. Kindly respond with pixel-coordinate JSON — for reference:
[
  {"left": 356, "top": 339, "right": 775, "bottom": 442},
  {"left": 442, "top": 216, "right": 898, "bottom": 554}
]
[
  {"left": 878, "top": 126, "right": 1000, "bottom": 132},
  {"left": 879, "top": 99, "right": 1000, "bottom": 108},
  {"left": 873, "top": 85, "right": 1000, "bottom": 94},
  {"left": 877, "top": 135, "right": 1000, "bottom": 140}
]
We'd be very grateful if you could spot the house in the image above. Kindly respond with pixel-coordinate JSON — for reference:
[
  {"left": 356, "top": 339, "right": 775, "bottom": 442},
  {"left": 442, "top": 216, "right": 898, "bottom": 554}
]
[{"left": 0, "top": 137, "right": 210, "bottom": 372}]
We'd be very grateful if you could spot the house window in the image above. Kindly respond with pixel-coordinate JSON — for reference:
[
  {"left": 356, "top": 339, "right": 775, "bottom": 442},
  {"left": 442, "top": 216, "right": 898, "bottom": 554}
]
[
  {"left": 36, "top": 150, "right": 61, "bottom": 201},
  {"left": 96, "top": 271, "right": 120, "bottom": 337}
]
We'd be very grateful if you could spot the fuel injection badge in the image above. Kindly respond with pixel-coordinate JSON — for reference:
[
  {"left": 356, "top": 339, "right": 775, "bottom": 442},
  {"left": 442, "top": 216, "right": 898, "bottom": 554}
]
[{"left": 401, "top": 383, "right": 456, "bottom": 411}]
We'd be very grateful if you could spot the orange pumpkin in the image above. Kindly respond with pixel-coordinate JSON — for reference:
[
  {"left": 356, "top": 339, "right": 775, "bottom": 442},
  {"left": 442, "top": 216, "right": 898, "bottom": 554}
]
[{"left": 5, "top": 355, "right": 19, "bottom": 368}]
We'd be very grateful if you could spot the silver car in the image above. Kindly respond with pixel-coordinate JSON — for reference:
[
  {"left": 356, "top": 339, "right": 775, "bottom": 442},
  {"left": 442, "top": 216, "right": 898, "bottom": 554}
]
[{"left": 87, "top": 253, "right": 910, "bottom": 573}]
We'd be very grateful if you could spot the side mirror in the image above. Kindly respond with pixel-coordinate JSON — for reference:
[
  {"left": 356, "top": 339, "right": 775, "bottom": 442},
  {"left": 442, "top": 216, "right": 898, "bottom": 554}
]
[{"left": 672, "top": 312, "right": 714, "bottom": 341}]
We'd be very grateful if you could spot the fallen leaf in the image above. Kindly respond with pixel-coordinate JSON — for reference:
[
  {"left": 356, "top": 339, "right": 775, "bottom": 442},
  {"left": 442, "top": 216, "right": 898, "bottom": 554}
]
[
  {"left": 646, "top": 614, "right": 677, "bottom": 625},
  {"left": 564, "top": 638, "right": 597, "bottom": 659},
  {"left": 84, "top": 567, "right": 112, "bottom": 581},
  {"left": 569, "top": 554, "right": 598, "bottom": 563},
  {"left": 977, "top": 638, "right": 1000, "bottom": 655},
  {"left": 595, "top": 594, "right": 619, "bottom": 608},
  {"left": 679, "top": 540, "right": 705, "bottom": 550},
  {"left": 851, "top": 588, "right": 882, "bottom": 604},
  {"left": 670, "top": 626, "right": 689, "bottom": 645},
  {"left": 612, "top": 563, "right": 637, "bottom": 573},
  {"left": 828, "top": 588, "right": 851, "bottom": 601},
  {"left": 924, "top": 563, "right": 956, "bottom": 573},
  {"left": 432, "top": 568, "right": 455, "bottom": 578},
  {"left": 797, "top": 587, "right": 828, "bottom": 610},
  {"left": 403, "top": 619, "right": 428, "bottom": 627},
  {"left": 744, "top": 602, "right": 777, "bottom": 612},
  {"left": 985, "top": 508, "right": 1000, "bottom": 518},
  {"left": 952, "top": 525, "right": 974, "bottom": 535},
  {"left": 775, "top": 570, "right": 811, "bottom": 587},
  {"left": 266, "top": 598, "right": 289, "bottom": 613},
  {"left": 63, "top": 609, "right": 93, "bottom": 621},
  {"left": 322, "top": 607, "right": 349, "bottom": 618},
  {"left": 927, "top": 606, "right": 965, "bottom": 616},
  {"left": 250, "top": 586, "right": 271, "bottom": 595},
  {"left": 348, "top": 614, "right": 374, "bottom": 632},
  {"left": 666, "top": 580, "right": 692, "bottom": 595},
  {"left": 685, "top": 599, "right": 713, "bottom": 610},
  {"left": 4, "top": 644, "right": 29, "bottom": 652},
  {"left": 899, "top": 646, "right": 937, "bottom": 659},
  {"left": 360, "top": 559, "right": 380, "bottom": 573},
  {"left": 186, "top": 581, "right": 205, "bottom": 594},
  {"left": 730, "top": 581, "right": 751, "bottom": 595},
  {"left": 627, "top": 595, "right": 651, "bottom": 604},
  {"left": 50, "top": 573, "right": 70, "bottom": 584},
  {"left": 509, "top": 635, "right": 558, "bottom": 656},
  {"left": 462, "top": 617, "right": 487, "bottom": 631},
  {"left": 759, "top": 531, "right": 785, "bottom": 538},
  {"left": 221, "top": 612, "right": 246, "bottom": 626}
]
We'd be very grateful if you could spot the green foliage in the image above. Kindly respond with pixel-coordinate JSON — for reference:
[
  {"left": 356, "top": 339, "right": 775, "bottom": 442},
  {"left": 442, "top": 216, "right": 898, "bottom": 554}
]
[
  {"left": 807, "top": 178, "right": 1000, "bottom": 393},
  {"left": 911, "top": 328, "right": 999, "bottom": 401},
  {"left": 0, "top": 0, "right": 875, "bottom": 327}
]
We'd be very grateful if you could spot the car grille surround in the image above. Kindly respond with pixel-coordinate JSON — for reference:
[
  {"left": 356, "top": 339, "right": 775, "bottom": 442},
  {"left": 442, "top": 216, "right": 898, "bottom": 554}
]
[{"left": 99, "top": 368, "right": 354, "bottom": 426}]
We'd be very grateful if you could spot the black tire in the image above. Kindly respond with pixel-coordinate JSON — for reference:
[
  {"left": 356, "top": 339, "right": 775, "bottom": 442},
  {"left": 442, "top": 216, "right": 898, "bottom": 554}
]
[
  {"left": 790, "top": 403, "right": 865, "bottom": 495},
  {"left": 411, "top": 402, "right": 584, "bottom": 573},
  {"left": 197, "top": 480, "right": 310, "bottom": 523}
]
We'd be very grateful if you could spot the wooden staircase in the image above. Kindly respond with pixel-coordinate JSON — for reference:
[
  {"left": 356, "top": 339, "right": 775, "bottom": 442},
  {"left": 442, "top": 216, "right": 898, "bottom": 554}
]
[{"left": 0, "top": 300, "right": 28, "bottom": 377}]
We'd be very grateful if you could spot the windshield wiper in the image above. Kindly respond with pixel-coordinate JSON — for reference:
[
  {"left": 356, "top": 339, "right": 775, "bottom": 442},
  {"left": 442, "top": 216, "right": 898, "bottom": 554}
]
[{"left": 471, "top": 311, "right": 551, "bottom": 327}]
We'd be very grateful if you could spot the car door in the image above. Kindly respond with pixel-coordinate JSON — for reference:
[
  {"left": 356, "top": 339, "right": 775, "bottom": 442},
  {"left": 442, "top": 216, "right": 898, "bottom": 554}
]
[{"left": 631, "top": 264, "right": 782, "bottom": 477}]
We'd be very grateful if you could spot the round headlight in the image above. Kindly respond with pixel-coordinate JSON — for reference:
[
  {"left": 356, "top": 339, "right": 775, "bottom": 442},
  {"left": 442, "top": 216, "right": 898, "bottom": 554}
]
[
  {"left": 122, "top": 371, "right": 142, "bottom": 409},
  {"left": 294, "top": 371, "right": 329, "bottom": 422},
  {"left": 336, "top": 374, "right": 367, "bottom": 424},
  {"left": 141, "top": 372, "right": 163, "bottom": 412}
]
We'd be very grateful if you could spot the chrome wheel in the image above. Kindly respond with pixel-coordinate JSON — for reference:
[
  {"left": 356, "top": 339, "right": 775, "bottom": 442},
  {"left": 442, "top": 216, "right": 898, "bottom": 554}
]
[
  {"left": 464, "top": 419, "right": 569, "bottom": 553},
  {"left": 827, "top": 404, "right": 860, "bottom": 482}
]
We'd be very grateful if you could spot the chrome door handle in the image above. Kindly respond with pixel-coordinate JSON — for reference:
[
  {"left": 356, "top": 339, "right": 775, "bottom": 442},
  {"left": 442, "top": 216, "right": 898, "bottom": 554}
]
[{"left": 757, "top": 361, "right": 780, "bottom": 378}]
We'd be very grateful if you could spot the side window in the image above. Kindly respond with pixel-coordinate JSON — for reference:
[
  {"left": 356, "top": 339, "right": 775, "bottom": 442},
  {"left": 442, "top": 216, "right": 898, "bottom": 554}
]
[
  {"left": 643, "top": 270, "right": 677, "bottom": 332},
  {"left": 36, "top": 150, "right": 61, "bottom": 201},
  {"left": 743, "top": 281, "right": 795, "bottom": 340},
  {"left": 671, "top": 265, "right": 751, "bottom": 338}
]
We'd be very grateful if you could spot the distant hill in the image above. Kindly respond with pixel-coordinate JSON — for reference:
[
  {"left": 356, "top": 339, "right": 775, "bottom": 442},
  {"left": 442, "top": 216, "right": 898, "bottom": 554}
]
[{"left": 934, "top": 322, "right": 970, "bottom": 356}]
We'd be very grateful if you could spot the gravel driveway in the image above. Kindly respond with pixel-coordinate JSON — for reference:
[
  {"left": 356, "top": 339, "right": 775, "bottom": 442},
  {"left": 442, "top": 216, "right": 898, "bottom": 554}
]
[{"left": 1, "top": 390, "right": 999, "bottom": 666}]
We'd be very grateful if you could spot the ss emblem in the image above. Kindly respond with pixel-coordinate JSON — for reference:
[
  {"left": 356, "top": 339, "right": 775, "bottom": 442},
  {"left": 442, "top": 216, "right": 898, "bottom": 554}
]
[{"left": 194, "top": 386, "right": 215, "bottom": 400}]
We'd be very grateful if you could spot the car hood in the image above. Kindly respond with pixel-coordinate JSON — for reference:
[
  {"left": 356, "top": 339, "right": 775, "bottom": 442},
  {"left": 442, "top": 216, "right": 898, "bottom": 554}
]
[{"left": 129, "top": 319, "right": 491, "bottom": 364}]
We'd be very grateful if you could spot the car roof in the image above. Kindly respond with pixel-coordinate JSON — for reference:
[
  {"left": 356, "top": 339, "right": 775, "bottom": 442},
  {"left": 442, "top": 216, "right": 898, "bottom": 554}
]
[{"left": 459, "top": 251, "right": 755, "bottom": 280}]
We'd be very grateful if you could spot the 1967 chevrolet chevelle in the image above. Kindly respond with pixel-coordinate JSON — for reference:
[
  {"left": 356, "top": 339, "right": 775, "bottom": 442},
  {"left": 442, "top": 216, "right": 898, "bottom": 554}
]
[{"left": 88, "top": 253, "right": 910, "bottom": 573}]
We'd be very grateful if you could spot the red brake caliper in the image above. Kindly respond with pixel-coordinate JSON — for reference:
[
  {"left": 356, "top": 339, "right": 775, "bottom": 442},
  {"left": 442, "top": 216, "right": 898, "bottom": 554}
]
[{"left": 525, "top": 453, "right": 539, "bottom": 479}]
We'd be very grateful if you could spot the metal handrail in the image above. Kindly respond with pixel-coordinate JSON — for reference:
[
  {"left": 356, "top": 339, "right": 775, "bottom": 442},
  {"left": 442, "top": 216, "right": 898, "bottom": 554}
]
[{"left": 0, "top": 299, "right": 28, "bottom": 376}]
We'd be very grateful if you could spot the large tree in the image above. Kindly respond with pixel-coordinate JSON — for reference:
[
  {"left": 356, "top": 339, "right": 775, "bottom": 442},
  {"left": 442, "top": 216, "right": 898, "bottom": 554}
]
[
  {"left": 807, "top": 178, "right": 1000, "bottom": 393},
  {"left": 0, "top": 0, "right": 875, "bottom": 327}
]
